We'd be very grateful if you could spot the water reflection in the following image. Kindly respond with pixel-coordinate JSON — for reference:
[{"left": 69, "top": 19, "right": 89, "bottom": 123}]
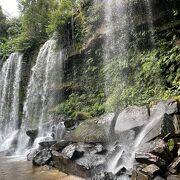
[{"left": 0, "top": 156, "right": 83, "bottom": 180}]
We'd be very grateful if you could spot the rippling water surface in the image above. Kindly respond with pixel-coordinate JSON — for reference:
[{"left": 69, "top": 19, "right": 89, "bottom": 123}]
[{"left": 0, "top": 156, "right": 83, "bottom": 180}]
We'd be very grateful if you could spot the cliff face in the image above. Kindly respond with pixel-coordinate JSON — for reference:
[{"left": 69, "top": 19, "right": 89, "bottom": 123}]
[
  {"left": 16, "top": 0, "right": 180, "bottom": 124},
  {"left": 55, "top": 0, "right": 179, "bottom": 116}
]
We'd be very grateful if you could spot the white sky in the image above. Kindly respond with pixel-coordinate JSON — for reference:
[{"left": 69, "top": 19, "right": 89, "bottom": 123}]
[{"left": 0, "top": 0, "right": 19, "bottom": 17}]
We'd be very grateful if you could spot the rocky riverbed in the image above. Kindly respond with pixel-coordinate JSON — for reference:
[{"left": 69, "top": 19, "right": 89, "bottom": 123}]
[{"left": 22, "top": 99, "right": 180, "bottom": 179}]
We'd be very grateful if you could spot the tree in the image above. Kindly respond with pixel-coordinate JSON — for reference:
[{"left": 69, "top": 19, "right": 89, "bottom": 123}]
[
  {"left": 18, "top": 0, "right": 58, "bottom": 43},
  {"left": 0, "top": 6, "right": 8, "bottom": 40}
]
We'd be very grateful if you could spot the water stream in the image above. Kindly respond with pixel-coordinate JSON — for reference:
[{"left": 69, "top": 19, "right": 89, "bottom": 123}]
[
  {"left": 0, "top": 53, "right": 23, "bottom": 151},
  {"left": 0, "top": 156, "right": 83, "bottom": 180}
]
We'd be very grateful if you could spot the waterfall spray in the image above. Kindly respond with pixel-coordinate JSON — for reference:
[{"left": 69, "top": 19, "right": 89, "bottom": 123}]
[{"left": 0, "top": 53, "right": 23, "bottom": 151}]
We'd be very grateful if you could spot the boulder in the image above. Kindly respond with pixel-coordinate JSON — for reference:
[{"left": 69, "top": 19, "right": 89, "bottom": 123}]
[
  {"left": 115, "top": 106, "right": 149, "bottom": 133},
  {"left": 131, "top": 170, "right": 151, "bottom": 180},
  {"left": 168, "top": 157, "right": 180, "bottom": 174},
  {"left": 141, "top": 164, "right": 160, "bottom": 177},
  {"left": 52, "top": 151, "right": 88, "bottom": 178},
  {"left": 118, "top": 126, "right": 144, "bottom": 145},
  {"left": 90, "top": 172, "right": 117, "bottom": 180},
  {"left": 135, "top": 152, "right": 166, "bottom": 167},
  {"left": 86, "top": 113, "right": 116, "bottom": 141},
  {"left": 39, "top": 140, "right": 57, "bottom": 149},
  {"left": 27, "top": 149, "right": 40, "bottom": 161},
  {"left": 61, "top": 144, "right": 77, "bottom": 159},
  {"left": 63, "top": 121, "right": 107, "bottom": 143},
  {"left": 50, "top": 140, "right": 69, "bottom": 152},
  {"left": 150, "top": 99, "right": 178, "bottom": 116},
  {"left": 173, "top": 114, "right": 180, "bottom": 134},
  {"left": 61, "top": 143, "right": 105, "bottom": 159},
  {"left": 140, "top": 114, "right": 175, "bottom": 144},
  {"left": 167, "top": 175, "right": 180, "bottom": 180},
  {"left": 26, "top": 129, "right": 38, "bottom": 139},
  {"left": 138, "top": 139, "right": 172, "bottom": 162},
  {"left": 33, "top": 149, "right": 52, "bottom": 166},
  {"left": 75, "top": 153, "right": 106, "bottom": 170}
]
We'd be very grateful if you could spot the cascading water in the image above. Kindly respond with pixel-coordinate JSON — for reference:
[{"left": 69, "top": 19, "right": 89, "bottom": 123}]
[
  {"left": 16, "top": 38, "right": 66, "bottom": 153},
  {"left": 103, "top": 0, "right": 155, "bottom": 177},
  {"left": 103, "top": 0, "right": 129, "bottom": 100},
  {"left": 0, "top": 53, "right": 23, "bottom": 151}
]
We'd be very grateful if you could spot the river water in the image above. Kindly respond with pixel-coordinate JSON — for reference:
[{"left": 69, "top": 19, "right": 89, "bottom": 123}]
[{"left": 0, "top": 156, "right": 83, "bottom": 180}]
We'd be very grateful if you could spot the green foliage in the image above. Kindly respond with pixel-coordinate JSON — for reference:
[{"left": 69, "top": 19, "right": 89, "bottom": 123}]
[
  {"left": 16, "top": 0, "right": 58, "bottom": 51},
  {"left": 47, "top": 0, "right": 74, "bottom": 36},
  {"left": 49, "top": 92, "right": 105, "bottom": 118},
  {"left": 0, "top": 6, "right": 8, "bottom": 38},
  {"left": 105, "top": 35, "right": 180, "bottom": 111},
  {"left": 167, "top": 139, "right": 175, "bottom": 151}
]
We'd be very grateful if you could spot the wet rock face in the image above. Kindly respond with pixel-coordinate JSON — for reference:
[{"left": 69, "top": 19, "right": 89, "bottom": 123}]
[
  {"left": 138, "top": 139, "right": 172, "bottom": 162},
  {"left": 141, "top": 113, "right": 175, "bottom": 144},
  {"left": 39, "top": 140, "right": 57, "bottom": 149},
  {"left": 32, "top": 149, "right": 52, "bottom": 166},
  {"left": 26, "top": 129, "right": 38, "bottom": 139},
  {"left": 167, "top": 175, "right": 180, "bottom": 180},
  {"left": 75, "top": 153, "right": 106, "bottom": 170},
  {"left": 135, "top": 152, "right": 166, "bottom": 167},
  {"left": 50, "top": 140, "right": 69, "bottom": 152},
  {"left": 27, "top": 149, "right": 40, "bottom": 161},
  {"left": 114, "top": 106, "right": 149, "bottom": 133},
  {"left": 61, "top": 143, "right": 105, "bottom": 159},
  {"left": 52, "top": 150, "right": 88, "bottom": 178},
  {"left": 150, "top": 100, "right": 178, "bottom": 116},
  {"left": 173, "top": 114, "right": 180, "bottom": 134},
  {"left": 51, "top": 142, "right": 107, "bottom": 178},
  {"left": 168, "top": 157, "right": 180, "bottom": 174},
  {"left": 131, "top": 170, "right": 150, "bottom": 180},
  {"left": 90, "top": 172, "right": 118, "bottom": 180},
  {"left": 141, "top": 164, "right": 160, "bottom": 177}
]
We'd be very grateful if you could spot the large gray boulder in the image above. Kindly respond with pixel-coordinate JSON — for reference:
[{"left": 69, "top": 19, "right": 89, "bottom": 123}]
[
  {"left": 141, "top": 164, "right": 160, "bottom": 178},
  {"left": 137, "top": 139, "right": 172, "bottom": 162},
  {"left": 32, "top": 149, "right": 52, "bottom": 166},
  {"left": 50, "top": 140, "right": 69, "bottom": 152},
  {"left": 115, "top": 106, "right": 149, "bottom": 133},
  {"left": 75, "top": 154, "right": 106, "bottom": 170},
  {"left": 139, "top": 114, "right": 175, "bottom": 144},
  {"left": 27, "top": 149, "right": 40, "bottom": 161},
  {"left": 63, "top": 121, "right": 107, "bottom": 143},
  {"left": 131, "top": 170, "right": 150, "bottom": 180},
  {"left": 39, "top": 140, "right": 57, "bottom": 149},
  {"left": 52, "top": 151, "right": 88, "bottom": 178},
  {"left": 150, "top": 99, "right": 178, "bottom": 116}
]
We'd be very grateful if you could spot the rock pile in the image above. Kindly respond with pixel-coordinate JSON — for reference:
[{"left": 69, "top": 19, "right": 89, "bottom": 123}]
[{"left": 132, "top": 99, "right": 180, "bottom": 180}]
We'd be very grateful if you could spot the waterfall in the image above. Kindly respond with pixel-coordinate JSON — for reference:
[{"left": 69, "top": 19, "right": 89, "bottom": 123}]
[
  {"left": 23, "top": 39, "right": 64, "bottom": 130},
  {"left": 0, "top": 53, "right": 23, "bottom": 151},
  {"left": 104, "top": 0, "right": 155, "bottom": 176},
  {"left": 14, "top": 38, "right": 66, "bottom": 154},
  {"left": 103, "top": 0, "right": 129, "bottom": 100}
]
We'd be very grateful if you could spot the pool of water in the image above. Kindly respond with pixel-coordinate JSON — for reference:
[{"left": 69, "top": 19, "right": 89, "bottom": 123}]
[{"left": 0, "top": 156, "right": 83, "bottom": 180}]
